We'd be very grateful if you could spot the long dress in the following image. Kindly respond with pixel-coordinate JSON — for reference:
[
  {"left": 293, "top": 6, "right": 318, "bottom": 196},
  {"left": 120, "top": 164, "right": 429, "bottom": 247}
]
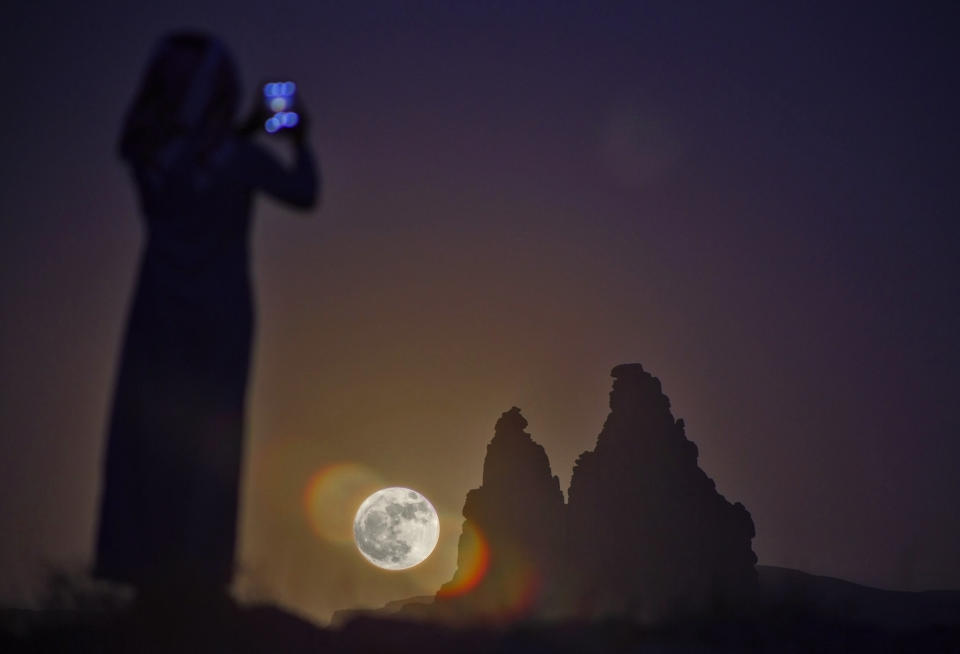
[{"left": 94, "top": 136, "right": 317, "bottom": 590}]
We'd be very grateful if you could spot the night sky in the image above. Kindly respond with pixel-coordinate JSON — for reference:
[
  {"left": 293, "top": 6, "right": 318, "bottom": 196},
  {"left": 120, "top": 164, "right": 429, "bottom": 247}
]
[{"left": 1, "top": 1, "right": 958, "bottom": 623}]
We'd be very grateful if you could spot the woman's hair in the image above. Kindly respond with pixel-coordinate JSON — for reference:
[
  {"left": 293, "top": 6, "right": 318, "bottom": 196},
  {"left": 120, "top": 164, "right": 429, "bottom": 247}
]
[{"left": 119, "top": 32, "right": 241, "bottom": 169}]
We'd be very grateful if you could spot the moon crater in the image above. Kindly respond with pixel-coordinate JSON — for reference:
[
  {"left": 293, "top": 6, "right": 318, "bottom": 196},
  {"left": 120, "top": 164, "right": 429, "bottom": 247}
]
[{"left": 353, "top": 487, "right": 440, "bottom": 570}]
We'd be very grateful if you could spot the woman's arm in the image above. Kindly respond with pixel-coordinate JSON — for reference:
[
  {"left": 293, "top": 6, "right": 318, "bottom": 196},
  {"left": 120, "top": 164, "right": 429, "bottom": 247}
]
[
  {"left": 236, "top": 87, "right": 320, "bottom": 210},
  {"left": 244, "top": 140, "right": 319, "bottom": 209}
]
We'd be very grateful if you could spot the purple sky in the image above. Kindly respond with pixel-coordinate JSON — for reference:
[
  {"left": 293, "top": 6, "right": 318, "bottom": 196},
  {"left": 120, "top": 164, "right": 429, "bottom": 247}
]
[{"left": 1, "top": 1, "right": 958, "bottom": 622}]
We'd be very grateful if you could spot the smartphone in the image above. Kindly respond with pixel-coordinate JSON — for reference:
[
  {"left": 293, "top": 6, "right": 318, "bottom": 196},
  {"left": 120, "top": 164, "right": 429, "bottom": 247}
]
[{"left": 263, "top": 81, "right": 299, "bottom": 133}]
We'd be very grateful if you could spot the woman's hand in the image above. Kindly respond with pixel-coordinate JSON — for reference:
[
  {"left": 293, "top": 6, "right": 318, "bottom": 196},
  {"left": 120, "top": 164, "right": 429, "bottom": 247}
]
[
  {"left": 278, "top": 93, "right": 310, "bottom": 145},
  {"left": 238, "top": 81, "right": 310, "bottom": 144}
]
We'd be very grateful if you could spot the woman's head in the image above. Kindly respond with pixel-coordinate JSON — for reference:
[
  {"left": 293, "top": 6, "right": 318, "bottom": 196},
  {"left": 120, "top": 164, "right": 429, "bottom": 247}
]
[{"left": 120, "top": 32, "right": 241, "bottom": 166}]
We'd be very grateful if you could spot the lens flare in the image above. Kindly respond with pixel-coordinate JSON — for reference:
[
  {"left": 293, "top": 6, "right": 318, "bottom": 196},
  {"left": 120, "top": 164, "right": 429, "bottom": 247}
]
[
  {"left": 437, "top": 521, "right": 490, "bottom": 597},
  {"left": 436, "top": 524, "right": 544, "bottom": 620},
  {"left": 270, "top": 97, "right": 288, "bottom": 112},
  {"left": 497, "top": 558, "right": 542, "bottom": 620},
  {"left": 302, "top": 462, "right": 384, "bottom": 544}
]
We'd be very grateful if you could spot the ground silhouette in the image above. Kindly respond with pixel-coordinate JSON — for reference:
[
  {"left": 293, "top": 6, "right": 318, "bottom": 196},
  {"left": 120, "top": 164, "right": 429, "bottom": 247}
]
[{"left": 5, "top": 575, "right": 960, "bottom": 653}]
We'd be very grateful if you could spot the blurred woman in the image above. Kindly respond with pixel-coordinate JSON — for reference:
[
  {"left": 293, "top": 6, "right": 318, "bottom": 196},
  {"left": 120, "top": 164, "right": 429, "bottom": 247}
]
[{"left": 94, "top": 32, "right": 318, "bottom": 602}]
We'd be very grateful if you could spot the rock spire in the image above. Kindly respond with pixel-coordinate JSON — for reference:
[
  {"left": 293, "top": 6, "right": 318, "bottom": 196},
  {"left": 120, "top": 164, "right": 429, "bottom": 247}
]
[
  {"left": 566, "top": 363, "right": 757, "bottom": 619},
  {"left": 434, "top": 407, "right": 565, "bottom": 621},
  {"left": 426, "top": 364, "right": 757, "bottom": 623}
]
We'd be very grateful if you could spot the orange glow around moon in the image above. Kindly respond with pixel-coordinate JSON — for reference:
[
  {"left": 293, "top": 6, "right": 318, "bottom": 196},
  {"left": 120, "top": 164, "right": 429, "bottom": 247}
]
[{"left": 302, "top": 462, "right": 384, "bottom": 544}]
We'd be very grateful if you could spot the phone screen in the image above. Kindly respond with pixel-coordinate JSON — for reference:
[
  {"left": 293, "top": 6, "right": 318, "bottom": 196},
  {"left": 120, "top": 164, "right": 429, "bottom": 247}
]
[{"left": 263, "top": 81, "right": 299, "bottom": 133}]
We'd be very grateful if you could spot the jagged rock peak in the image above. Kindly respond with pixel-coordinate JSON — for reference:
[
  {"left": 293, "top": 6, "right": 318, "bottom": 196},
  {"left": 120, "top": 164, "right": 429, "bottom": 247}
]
[
  {"left": 608, "top": 363, "right": 670, "bottom": 414},
  {"left": 437, "top": 406, "right": 565, "bottom": 620},
  {"left": 481, "top": 407, "right": 559, "bottom": 495},
  {"left": 610, "top": 362, "right": 647, "bottom": 378},
  {"left": 493, "top": 406, "right": 528, "bottom": 438},
  {"left": 567, "top": 362, "right": 758, "bottom": 619}
]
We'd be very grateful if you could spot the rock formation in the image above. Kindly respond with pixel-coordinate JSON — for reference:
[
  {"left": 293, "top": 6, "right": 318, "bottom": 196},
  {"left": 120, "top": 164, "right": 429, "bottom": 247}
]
[
  {"left": 424, "top": 364, "right": 757, "bottom": 624},
  {"left": 565, "top": 363, "right": 757, "bottom": 620},
  {"left": 433, "top": 407, "right": 565, "bottom": 621}
]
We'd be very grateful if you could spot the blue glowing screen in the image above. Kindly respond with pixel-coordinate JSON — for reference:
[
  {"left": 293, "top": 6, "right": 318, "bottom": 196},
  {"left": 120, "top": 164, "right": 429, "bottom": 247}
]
[{"left": 262, "top": 81, "right": 297, "bottom": 132}]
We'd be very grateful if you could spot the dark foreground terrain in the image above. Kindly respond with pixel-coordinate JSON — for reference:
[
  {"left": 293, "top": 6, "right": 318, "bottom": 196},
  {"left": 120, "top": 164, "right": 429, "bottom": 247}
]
[{"left": 3, "top": 567, "right": 959, "bottom": 653}]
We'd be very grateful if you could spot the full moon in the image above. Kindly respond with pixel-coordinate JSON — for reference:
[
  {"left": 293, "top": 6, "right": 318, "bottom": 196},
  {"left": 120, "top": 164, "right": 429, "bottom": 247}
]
[{"left": 353, "top": 487, "right": 440, "bottom": 570}]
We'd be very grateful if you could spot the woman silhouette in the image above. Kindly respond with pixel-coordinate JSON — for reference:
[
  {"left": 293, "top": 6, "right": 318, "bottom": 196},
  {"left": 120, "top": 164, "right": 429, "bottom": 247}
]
[{"left": 94, "top": 32, "right": 318, "bottom": 602}]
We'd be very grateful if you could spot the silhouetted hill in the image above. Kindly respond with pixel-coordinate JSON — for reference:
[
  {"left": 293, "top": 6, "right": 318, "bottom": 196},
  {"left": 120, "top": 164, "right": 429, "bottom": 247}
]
[
  {"left": 757, "top": 565, "right": 960, "bottom": 630},
  {"left": 330, "top": 595, "right": 433, "bottom": 626},
  {"left": 338, "top": 565, "right": 960, "bottom": 633},
  {"left": 566, "top": 363, "right": 757, "bottom": 620}
]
